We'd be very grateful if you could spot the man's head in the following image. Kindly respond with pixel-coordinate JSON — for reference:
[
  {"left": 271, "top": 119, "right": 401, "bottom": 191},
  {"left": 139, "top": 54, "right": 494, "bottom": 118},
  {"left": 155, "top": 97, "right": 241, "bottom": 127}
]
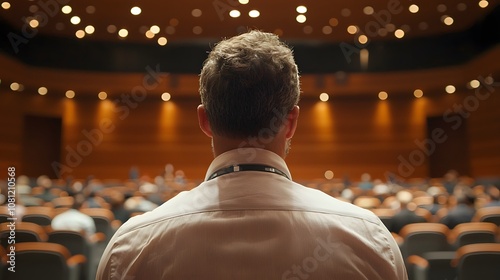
[{"left": 198, "top": 30, "right": 300, "bottom": 156}]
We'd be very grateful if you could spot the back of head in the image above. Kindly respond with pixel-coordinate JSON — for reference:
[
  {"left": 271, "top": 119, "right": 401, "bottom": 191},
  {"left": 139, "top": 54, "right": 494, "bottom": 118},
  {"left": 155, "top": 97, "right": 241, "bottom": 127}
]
[{"left": 199, "top": 30, "right": 300, "bottom": 138}]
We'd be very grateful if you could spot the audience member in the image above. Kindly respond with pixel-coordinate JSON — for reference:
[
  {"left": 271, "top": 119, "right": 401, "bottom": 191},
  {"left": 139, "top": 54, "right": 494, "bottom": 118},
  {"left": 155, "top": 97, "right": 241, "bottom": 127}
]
[
  {"left": 97, "top": 30, "right": 407, "bottom": 279},
  {"left": 484, "top": 186, "right": 500, "bottom": 207},
  {"left": 440, "top": 192, "right": 476, "bottom": 229},
  {"left": 391, "top": 190, "right": 426, "bottom": 233},
  {"left": 51, "top": 194, "right": 96, "bottom": 237}
]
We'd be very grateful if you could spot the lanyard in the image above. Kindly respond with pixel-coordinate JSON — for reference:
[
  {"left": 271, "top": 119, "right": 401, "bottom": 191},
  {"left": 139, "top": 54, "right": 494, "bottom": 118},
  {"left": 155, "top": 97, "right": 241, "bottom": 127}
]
[{"left": 207, "top": 164, "right": 290, "bottom": 181}]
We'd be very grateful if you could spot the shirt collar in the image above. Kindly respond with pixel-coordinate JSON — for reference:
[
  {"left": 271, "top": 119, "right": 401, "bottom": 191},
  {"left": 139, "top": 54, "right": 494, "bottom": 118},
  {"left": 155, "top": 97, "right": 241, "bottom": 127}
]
[{"left": 204, "top": 148, "right": 292, "bottom": 181}]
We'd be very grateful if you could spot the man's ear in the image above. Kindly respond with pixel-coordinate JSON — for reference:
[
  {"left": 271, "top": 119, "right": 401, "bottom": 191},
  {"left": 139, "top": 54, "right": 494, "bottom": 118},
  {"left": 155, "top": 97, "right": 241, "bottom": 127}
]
[
  {"left": 285, "top": 105, "right": 300, "bottom": 139},
  {"left": 197, "top": 105, "right": 213, "bottom": 138}
]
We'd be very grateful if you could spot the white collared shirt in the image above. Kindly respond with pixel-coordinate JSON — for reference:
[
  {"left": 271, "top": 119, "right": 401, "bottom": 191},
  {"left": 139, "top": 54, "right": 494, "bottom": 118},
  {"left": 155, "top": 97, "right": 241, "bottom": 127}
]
[{"left": 97, "top": 148, "right": 407, "bottom": 280}]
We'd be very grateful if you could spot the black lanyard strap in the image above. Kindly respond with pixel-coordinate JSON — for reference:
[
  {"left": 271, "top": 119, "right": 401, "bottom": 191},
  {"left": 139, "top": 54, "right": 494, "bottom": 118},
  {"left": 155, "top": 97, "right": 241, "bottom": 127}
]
[{"left": 207, "top": 164, "right": 290, "bottom": 181}]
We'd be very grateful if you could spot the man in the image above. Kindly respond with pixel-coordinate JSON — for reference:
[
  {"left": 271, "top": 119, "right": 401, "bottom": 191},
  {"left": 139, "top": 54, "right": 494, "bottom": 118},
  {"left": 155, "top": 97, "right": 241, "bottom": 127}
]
[
  {"left": 390, "top": 190, "right": 427, "bottom": 234},
  {"left": 51, "top": 193, "right": 96, "bottom": 237},
  {"left": 97, "top": 30, "right": 407, "bottom": 279}
]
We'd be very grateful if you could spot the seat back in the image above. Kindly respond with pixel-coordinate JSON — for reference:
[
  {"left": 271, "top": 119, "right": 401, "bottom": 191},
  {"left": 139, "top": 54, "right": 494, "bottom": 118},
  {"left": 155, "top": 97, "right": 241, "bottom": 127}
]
[
  {"left": 473, "top": 206, "right": 500, "bottom": 226},
  {"left": 449, "top": 222, "right": 497, "bottom": 249},
  {"left": 0, "top": 222, "right": 47, "bottom": 248},
  {"left": 22, "top": 206, "right": 54, "bottom": 226},
  {"left": 400, "top": 223, "right": 450, "bottom": 259},
  {"left": 4, "top": 242, "right": 71, "bottom": 280},
  {"left": 453, "top": 243, "right": 500, "bottom": 280},
  {"left": 80, "top": 208, "right": 115, "bottom": 240}
]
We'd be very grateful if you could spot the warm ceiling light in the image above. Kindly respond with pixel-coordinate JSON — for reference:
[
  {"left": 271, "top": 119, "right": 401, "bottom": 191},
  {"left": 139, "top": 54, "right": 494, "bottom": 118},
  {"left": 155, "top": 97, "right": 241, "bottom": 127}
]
[
  {"left": 329, "top": 18, "right": 339, "bottom": 26},
  {"left": 158, "top": 37, "right": 167, "bottom": 46},
  {"left": 193, "top": 26, "right": 203, "bottom": 35},
  {"left": 130, "top": 6, "right": 141, "bottom": 15},
  {"left": 107, "top": 25, "right": 117, "bottom": 33},
  {"left": 38, "top": 87, "right": 48, "bottom": 95},
  {"left": 443, "top": 16, "right": 454, "bottom": 25},
  {"left": 70, "top": 16, "right": 81, "bottom": 25},
  {"left": 145, "top": 30, "right": 154, "bottom": 38},
  {"left": 98, "top": 91, "right": 107, "bottom": 100},
  {"left": 161, "top": 92, "right": 171, "bottom": 101},
  {"left": 409, "top": 4, "right": 419, "bottom": 13},
  {"left": 347, "top": 25, "right": 358, "bottom": 34},
  {"left": 445, "top": 85, "right": 456, "bottom": 94},
  {"left": 457, "top": 3, "right": 467, "bottom": 11},
  {"left": 322, "top": 26, "right": 333, "bottom": 35},
  {"left": 66, "top": 90, "right": 75, "bottom": 98},
  {"left": 85, "top": 25, "right": 95, "bottom": 34},
  {"left": 319, "top": 93, "right": 329, "bottom": 102},
  {"left": 29, "top": 19, "right": 39, "bottom": 28},
  {"left": 296, "top": 6, "right": 307, "bottom": 13},
  {"left": 192, "top": 9, "right": 202, "bottom": 17},
  {"left": 413, "top": 89, "right": 424, "bottom": 98},
  {"left": 478, "top": 0, "right": 489, "bottom": 8},
  {"left": 229, "top": 10, "right": 241, "bottom": 18},
  {"left": 75, "top": 30, "right": 85, "bottom": 38},
  {"left": 437, "top": 4, "right": 447, "bottom": 12},
  {"left": 61, "top": 5, "right": 71, "bottom": 14},
  {"left": 363, "top": 6, "right": 374, "bottom": 15},
  {"left": 249, "top": 10, "right": 260, "bottom": 18},
  {"left": 150, "top": 25, "right": 160, "bottom": 34},
  {"left": 341, "top": 8, "right": 351, "bottom": 17},
  {"left": 1, "top": 2, "right": 11, "bottom": 9},
  {"left": 118, "top": 29, "right": 128, "bottom": 38},
  {"left": 378, "top": 91, "right": 388, "bottom": 100},
  {"left": 86, "top": 5, "right": 95, "bottom": 14},
  {"left": 394, "top": 29, "right": 405, "bottom": 38},
  {"left": 484, "top": 76, "right": 494, "bottom": 85},
  {"left": 296, "top": 14, "right": 306, "bottom": 23},
  {"left": 29, "top": 5, "right": 38, "bottom": 13},
  {"left": 469, "top": 79, "right": 480, "bottom": 88},
  {"left": 358, "top": 34, "right": 368, "bottom": 44},
  {"left": 10, "top": 82, "right": 19, "bottom": 91},
  {"left": 239, "top": 0, "right": 249, "bottom": 4}
]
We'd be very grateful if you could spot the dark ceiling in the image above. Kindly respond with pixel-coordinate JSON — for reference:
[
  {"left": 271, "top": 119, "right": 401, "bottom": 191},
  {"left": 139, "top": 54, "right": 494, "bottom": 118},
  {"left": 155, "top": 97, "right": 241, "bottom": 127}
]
[{"left": 0, "top": 0, "right": 499, "bottom": 73}]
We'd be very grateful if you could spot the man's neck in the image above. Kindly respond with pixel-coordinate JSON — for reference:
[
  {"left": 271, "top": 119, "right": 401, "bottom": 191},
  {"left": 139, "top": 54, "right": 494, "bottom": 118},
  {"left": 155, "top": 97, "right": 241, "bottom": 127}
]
[{"left": 211, "top": 135, "right": 288, "bottom": 159}]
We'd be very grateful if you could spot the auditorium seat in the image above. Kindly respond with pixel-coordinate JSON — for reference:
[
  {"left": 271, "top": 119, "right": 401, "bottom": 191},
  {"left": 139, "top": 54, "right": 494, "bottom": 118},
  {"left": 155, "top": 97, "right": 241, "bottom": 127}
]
[
  {"left": 448, "top": 222, "right": 497, "bottom": 250},
  {"left": 399, "top": 223, "right": 451, "bottom": 260},
  {"left": 79, "top": 208, "right": 120, "bottom": 241},
  {"left": 407, "top": 251, "right": 457, "bottom": 280},
  {"left": 22, "top": 206, "right": 55, "bottom": 227},
  {"left": 472, "top": 206, "right": 500, "bottom": 226},
  {"left": 4, "top": 242, "right": 85, "bottom": 280},
  {"left": 0, "top": 222, "right": 47, "bottom": 248},
  {"left": 353, "top": 196, "right": 381, "bottom": 209},
  {"left": 452, "top": 243, "right": 500, "bottom": 280},
  {"left": 52, "top": 196, "right": 75, "bottom": 209},
  {"left": 370, "top": 208, "right": 395, "bottom": 230}
]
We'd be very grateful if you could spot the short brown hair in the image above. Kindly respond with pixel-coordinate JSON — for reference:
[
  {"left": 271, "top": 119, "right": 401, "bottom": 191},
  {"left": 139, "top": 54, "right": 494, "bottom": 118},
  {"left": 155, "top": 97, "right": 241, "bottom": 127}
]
[{"left": 199, "top": 30, "right": 300, "bottom": 138}]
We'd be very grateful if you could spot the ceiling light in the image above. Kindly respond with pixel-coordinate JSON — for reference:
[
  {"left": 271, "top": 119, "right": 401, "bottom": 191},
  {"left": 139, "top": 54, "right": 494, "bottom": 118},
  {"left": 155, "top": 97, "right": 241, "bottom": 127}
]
[
  {"left": 61, "top": 5, "right": 72, "bottom": 14},
  {"left": 394, "top": 29, "right": 405, "bottom": 38},
  {"left": 85, "top": 25, "right": 95, "bottom": 34},
  {"left": 296, "top": 15, "right": 306, "bottom": 23},
  {"left": 358, "top": 35, "right": 368, "bottom": 44},
  {"left": 192, "top": 9, "right": 202, "bottom": 17},
  {"left": 29, "top": 19, "right": 39, "bottom": 28},
  {"left": 363, "top": 6, "right": 374, "bottom": 15},
  {"left": 75, "top": 30, "right": 85, "bottom": 38},
  {"left": 413, "top": 89, "right": 423, "bottom": 98},
  {"left": 131, "top": 6, "right": 141, "bottom": 15},
  {"left": 158, "top": 37, "right": 167, "bottom": 46},
  {"left": 229, "top": 10, "right": 241, "bottom": 18},
  {"left": 10, "top": 82, "right": 19, "bottom": 91},
  {"left": 296, "top": 6, "right": 307, "bottom": 13},
  {"left": 484, "top": 76, "right": 494, "bottom": 85},
  {"left": 86, "top": 5, "right": 95, "bottom": 14},
  {"left": 445, "top": 85, "right": 456, "bottom": 94},
  {"left": 478, "top": 0, "right": 489, "bottom": 8},
  {"left": 107, "top": 25, "right": 117, "bottom": 33},
  {"left": 238, "top": 0, "right": 249, "bottom": 4},
  {"left": 170, "top": 18, "right": 179, "bottom": 26},
  {"left": 145, "top": 30, "right": 154, "bottom": 38},
  {"left": 70, "top": 16, "right": 81, "bottom": 25},
  {"left": 457, "top": 3, "right": 467, "bottom": 11},
  {"left": 437, "top": 4, "right": 447, "bottom": 12},
  {"left": 118, "top": 29, "right": 128, "bottom": 38},
  {"left": 329, "top": 18, "right": 339, "bottom": 26},
  {"left": 378, "top": 91, "right": 388, "bottom": 100},
  {"left": 249, "top": 10, "right": 260, "bottom": 18},
  {"left": 1, "top": 2, "right": 11, "bottom": 10},
  {"left": 38, "top": 87, "right": 48, "bottom": 95},
  {"left": 66, "top": 90, "right": 75, "bottom": 99},
  {"left": 193, "top": 26, "right": 203, "bottom": 35},
  {"left": 469, "top": 79, "right": 480, "bottom": 88},
  {"left": 347, "top": 25, "right": 358, "bottom": 34},
  {"left": 98, "top": 91, "right": 107, "bottom": 100},
  {"left": 161, "top": 92, "right": 171, "bottom": 101},
  {"left": 409, "top": 4, "right": 419, "bottom": 13},
  {"left": 150, "top": 25, "right": 160, "bottom": 34},
  {"left": 322, "top": 26, "right": 333, "bottom": 35},
  {"left": 324, "top": 170, "right": 334, "bottom": 180},
  {"left": 443, "top": 16, "right": 454, "bottom": 25},
  {"left": 319, "top": 93, "right": 329, "bottom": 102}
]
